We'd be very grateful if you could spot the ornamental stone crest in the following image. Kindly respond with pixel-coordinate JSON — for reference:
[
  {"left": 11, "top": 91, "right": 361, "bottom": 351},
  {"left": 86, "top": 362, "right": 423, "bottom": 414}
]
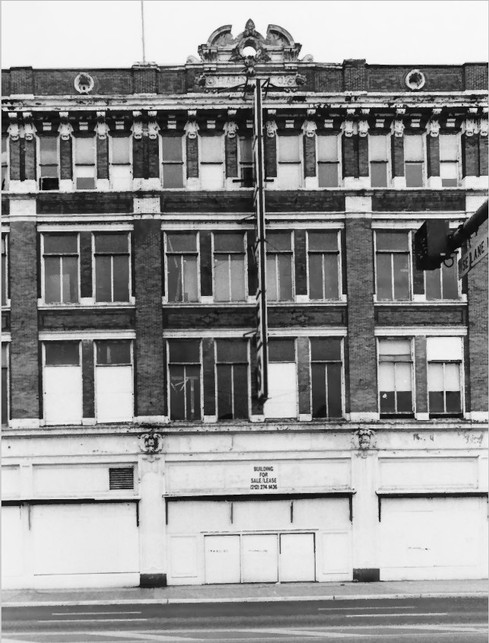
[
  {"left": 354, "top": 429, "right": 376, "bottom": 455},
  {"left": 74, "top": 72, "right": 94, "bottom": 94},
  {"left": 197, "top": 20, "right": 308, "bottom": 64},
  {"left": 139, "top": 432, "right": 164, "bottom": 455}
]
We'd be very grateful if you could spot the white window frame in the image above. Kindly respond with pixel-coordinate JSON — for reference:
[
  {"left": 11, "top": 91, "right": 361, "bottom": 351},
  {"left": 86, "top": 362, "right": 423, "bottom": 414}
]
[
  {"left": 317, "top": 133, "right": 340, "bottom": 188},
  {"left": 439, "top": 133, "right": 460, "bottom": 188},
  {"left": 369, "top": 133, "right": 391, "bottom": 188},
  {"left": 374, "top": 230, "right": 412, "bottom": 302},
  {"left": 94, "top": 340, "right": 134, "bottom": 423},
  {"left": 73, "top": 136, "right": 97, "bottom": 190},
  {"left": 92, "top": 232, "right": 132, "bottom": 304},
  {"left": 377, "top": 338, "right": 415, "bottom": 416},
  {"left": 42, "top": 341, "right": 83, "bottom": 426},
  {"left": 214, "top": 339, "right": 250, "bottom": 421},
  {"left": 38, "top": 135, "right": 60, "bottom": 191},
  {"left": 309, "top": 337, "right": 345, "bottom": 420},
  {"left": 306, "top": 230, "right": 343, "bottom": 301},
  {"left": 404, "top": 133, "right": 426, "bottom": 188},
  {"left": 212, "top": 232, "right": 247, "bottom": 303},
  {"left": 41, "top": 232, "right": 81, "bottom": 305},
  {"left": 199, "top": 134, "right": 225, "bottom": 190},
  {"left": 426, "top": 337, "right": 464, "bottom": 417},
  {"left": 109, "top": 135, "right": 133, "bottom": 190},
  {"left": 277, "top": 134, "right": 303, "bottom": 189},
  {"left": 167, "top": 339, "right": 203, "bottom": 422},
  {"left": 266, "top": 231, "right": 294, "bottom": 302},
  {"left": 165, "top": 231, "right": 200, "bottom": 303},
  {"left": 1, "top": 135, "right": 9, "bottom": 191},
  {"left": 160, "top": 135, "right": 185, "bottom": 189},
  {"left": 1, "top": 233, "right": 9, "bottom": 307}
]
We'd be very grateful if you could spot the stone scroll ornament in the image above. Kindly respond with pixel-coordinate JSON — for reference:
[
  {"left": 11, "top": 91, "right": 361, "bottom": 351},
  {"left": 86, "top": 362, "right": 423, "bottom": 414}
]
[
  {"left": 354, "top": 428, "right": 376, "bottom": 454},
  {"left": 139, "top": 432, "right": 164, "bottom": 455}
]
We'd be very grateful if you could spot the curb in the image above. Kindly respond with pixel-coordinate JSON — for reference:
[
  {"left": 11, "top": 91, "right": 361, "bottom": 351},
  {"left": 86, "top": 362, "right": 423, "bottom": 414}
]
[{"left": 4, "top": 591, "right": 487, "bottom": 608}]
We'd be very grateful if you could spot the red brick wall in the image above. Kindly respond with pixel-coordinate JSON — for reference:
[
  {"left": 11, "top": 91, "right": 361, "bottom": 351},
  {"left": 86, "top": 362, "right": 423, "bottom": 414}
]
[
  {"left": 82, "top": 339, "right": 95, "bottom": 418},
  {"left": 466, "top": 221, "right": 488, "bottom": 413},
  {"left": 225, "top": 136, "right": 238, "bottom": 178},
  {"left": 345, "top": 218, "right": 377, "bottom": 414},
  {"left": 427, "top": 135, "right": 440, "bottom": 177},
  {"left": 297, "top": 337, "right": 311, "bottom": 415},
  {"left": 303, "top": 136, "right": 316, "bottom": 177},
  {"left": 96, "top": 137, "right": 109, "bottom": 180},
  {"left": 414, "top": 336, "right": 428, "bottom": 414},
  {"left": 10, "top": 219, "right": 40, "bottom": 419},
  {"left": 462, "top": 134, "right": 480, "bottom": 176},
  {"left": 391, "top": 136, "right": 404, "bottom": 177},
  {"left": 202, "top": 337, "right": 216, "bottom": 416},
  {"left": 134, "top": 219, "right": 165, "bottom": 417},
  {"left": 186, "top": 137, "right": 199, "bottom": 178}
]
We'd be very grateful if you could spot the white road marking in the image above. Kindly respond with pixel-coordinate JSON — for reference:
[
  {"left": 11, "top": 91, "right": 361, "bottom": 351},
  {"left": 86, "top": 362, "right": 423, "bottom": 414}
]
[
  {"left": 51, "top": 611, "right": 142, "bottom": 616},
  {"left": 95, "top": 631, "right": 205, "bottom": 641},
  {"left": 37, "top": 617, "right": 149, "bottom": 623},
  {"left": 318, "top": 605, "right": 416, "bottom": 611},
  {"left": 345, "top": 612, "right": 449, "bottom": 618}
]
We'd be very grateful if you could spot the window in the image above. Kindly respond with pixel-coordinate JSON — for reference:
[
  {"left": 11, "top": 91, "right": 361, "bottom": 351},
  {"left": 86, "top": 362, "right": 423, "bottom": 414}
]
[
  {"left": 439, "top": 134, "right": 459, "bottom": 187},
  {"left": 404, "top": 134, "right": 425, "bottom": 187},
  {"left": 43, "top": 233, "right": 79, "bottom": 304},
  {"left": 200, "top": 135, "right": 224, "bottom": 189},
  {"left": 310, "top": 338, "right": 343, "bottom": 419},
  {"left": 317, "top": 135, "right": 339, "bottom": 187},
  {"left": 1, "top": 344, "right": 8, "bottom": 426},
  {"left": 214, "top": 233, "right": 246, "bottom": 302},
  {"left": 308, "top": 231, "right": 340, "bottom": 300},
  {"left": 74, "top": 137, "right": 96, "bottom": 189},
  {"left": 375, "top": 231, "right": 411, "bottom": 301},
  {"left": 2, "top": 135, "right": 8, "bottom": 190},
  {"left": 94, "top": 233, "right": 130, "bottom": 303},
  {"left": 277, "top": 135, "right": 302, "bottom": 189},
  {"left": 168, "top": 340, "right": 201, "bottom": 421},
  {"left": 95, "top": 340, "right": 133, "bottom": 422},
  {"left": 110, "top": 136, "right": 132, "bottom": 189},
  {"left": 166, "top": 233, "right": 198, "bottom": 302},
  {"left": 378, "top": 339, "right": 413, "bottom": 416},
  {"left": 425, "top": 260, "right": 460, "bottom": 300},
  {"left": 264, "top": 339, "right": 297, "bottom": 419},
  {"left": 1, "top": 234, "right": 8, "bottom": 306},
  {"left": 39, "top": 136, "right": 59, "bottom": 190},
  {"left": 266, "top": 232, "right": 293, "bottom": 301},
  {"left": 216, "top": 339, "right": 248, "bottom": 420},
  {"left": 239, "top": 136, "right": 253, "bottom": 187},
  {"left": 161, "top": 136, "right": 184, "bottom": 188},
  {"left": 369, "top": 134, "right": 389, "bottom": 187},
  {"left": 427, "top": 337, "right": 463, "bottom": 417},
  {"left": 43, "top": 342, "right": 82, "bottom": 425}
]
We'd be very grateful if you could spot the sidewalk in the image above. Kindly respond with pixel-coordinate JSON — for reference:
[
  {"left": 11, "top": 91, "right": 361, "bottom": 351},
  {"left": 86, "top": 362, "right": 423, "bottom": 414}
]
[{"left": 3, "top": 579, "right": 487, "bottom": 607}]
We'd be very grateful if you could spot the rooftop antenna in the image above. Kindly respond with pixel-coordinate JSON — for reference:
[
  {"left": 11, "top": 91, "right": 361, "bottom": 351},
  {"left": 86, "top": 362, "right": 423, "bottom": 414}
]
[{"left": 140, "top": 0, "right": 146, "bottom": 63}]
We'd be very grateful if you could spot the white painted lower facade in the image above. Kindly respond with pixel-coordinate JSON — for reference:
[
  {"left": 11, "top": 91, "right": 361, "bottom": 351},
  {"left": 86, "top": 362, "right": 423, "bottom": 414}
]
[{"left": 1, "top": 424, "right": 488, "bottom": 589}]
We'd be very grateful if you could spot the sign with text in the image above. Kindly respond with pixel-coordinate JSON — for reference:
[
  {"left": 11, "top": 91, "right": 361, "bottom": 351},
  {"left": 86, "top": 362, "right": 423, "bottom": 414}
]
[
  {"left": 458, "top": 229, "right": 488, "bottom": 278},
  {"left": 250, "top": 465, "right": 278, "bottom": 491}
]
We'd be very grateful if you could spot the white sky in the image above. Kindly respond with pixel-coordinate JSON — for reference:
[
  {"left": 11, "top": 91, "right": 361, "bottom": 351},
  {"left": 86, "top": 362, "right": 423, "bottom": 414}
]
[{"left": 1, "top": 1, "right": 488, "bottom": 69}]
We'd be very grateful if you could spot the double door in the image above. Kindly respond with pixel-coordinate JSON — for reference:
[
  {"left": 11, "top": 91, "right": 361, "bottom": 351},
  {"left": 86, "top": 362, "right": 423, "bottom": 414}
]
[{"left": 204, "top": 532, "right": 315, "bottom": 584}]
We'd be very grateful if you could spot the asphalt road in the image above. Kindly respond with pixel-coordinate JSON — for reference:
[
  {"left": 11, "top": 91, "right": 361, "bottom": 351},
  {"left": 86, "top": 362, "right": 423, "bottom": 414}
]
[{"left": 2, "top": 596, "right": 487, "bottom": 643}]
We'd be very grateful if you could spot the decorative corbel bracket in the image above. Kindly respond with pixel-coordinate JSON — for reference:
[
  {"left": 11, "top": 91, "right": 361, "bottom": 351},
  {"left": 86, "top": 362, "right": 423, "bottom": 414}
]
[
  {"left": 224, "top": 121, "right": 238, "bottom": 138},
  {"left": 342, "top": 119, "right": 356, "bottom": 138},
  {"left": 139, "top": 431, "right": 164, "bottom": 458},
  {"left": 131, "top": 111, "right": 144, "bottom": 139},
  {"left": 392, "top": 119, "right": 405, "bottom": 138},
  {"left": 354, "top": 428, "right": 376, "bottom": 456},
  {"left": 358, "top": 119, "right": 369, "bottom": 137},
  {"left": 7, "top": 112, "right": 20, "bottom": 141},
  {"left": 95, "top": 111, "right": 109, "bottom": 139},
  {"left": 58, "top": 112, "right": 73, "bottom": 140},
  {"left": 148, "top": 111, "right": 160, "bottom": 139},
  {"left": 301, "top": 119, "right": 317, "bottom": 138},
  {"left": 463, "top": 118, "right": 478, "bottom": 137},
  {"left": 428, "top": 119, "right": 440, "bottom": 137},
  {"left": 23, "top": 113, "right": 36, "bottom": 141},
  {"left": 479, "top": 119, "right": 488, "bottom": 137},
  {"left": 265, "top": 119, "right": 278, "bottom": 138}
]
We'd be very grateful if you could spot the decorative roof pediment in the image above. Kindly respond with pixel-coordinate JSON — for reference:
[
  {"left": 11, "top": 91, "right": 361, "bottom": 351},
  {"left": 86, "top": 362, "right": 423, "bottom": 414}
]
[{"left": 196, "top": 19, "right": 309, "bottom": 64}]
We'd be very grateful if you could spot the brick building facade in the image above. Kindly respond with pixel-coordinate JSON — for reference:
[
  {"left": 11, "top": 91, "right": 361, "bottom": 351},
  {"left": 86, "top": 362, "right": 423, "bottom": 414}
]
[{"left": 1, "top": 21, "right": 488, "bottom": 588}]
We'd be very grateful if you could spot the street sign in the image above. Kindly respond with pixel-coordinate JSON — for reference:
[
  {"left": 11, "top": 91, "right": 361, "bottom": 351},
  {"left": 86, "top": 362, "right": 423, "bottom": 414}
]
[{"left": 458, "top": 229, "right": 488, "bottom": 278}]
